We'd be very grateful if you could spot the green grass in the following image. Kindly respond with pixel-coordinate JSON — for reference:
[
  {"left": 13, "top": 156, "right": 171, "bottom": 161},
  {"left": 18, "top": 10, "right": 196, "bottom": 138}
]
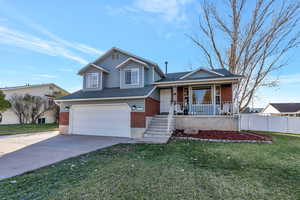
[
  {"left": 0, "top": 132, "right": 300, "bottom": 200},
  {"left": 0, "top": 123, "right": 58, "bottom": 135}
]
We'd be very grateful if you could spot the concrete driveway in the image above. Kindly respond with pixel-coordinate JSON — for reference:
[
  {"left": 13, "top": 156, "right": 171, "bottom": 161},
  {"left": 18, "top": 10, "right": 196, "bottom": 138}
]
[{"left": 0, "top": 131, "right": 133, "bottom": 180}]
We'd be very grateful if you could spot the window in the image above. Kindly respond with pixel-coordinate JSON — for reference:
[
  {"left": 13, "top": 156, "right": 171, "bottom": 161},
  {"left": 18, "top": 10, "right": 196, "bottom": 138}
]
[
  {"left": 125, "top": 69, "right": 139, "bottom": 85},
  {"left": 38, "top": 118, "right": 46, "bottom": 124},
  {"left": 192, "top": 87, "right": 212, "bottom": 104},
  {"left": 86, "top": 73, "right": 99, "bottom": 89}
]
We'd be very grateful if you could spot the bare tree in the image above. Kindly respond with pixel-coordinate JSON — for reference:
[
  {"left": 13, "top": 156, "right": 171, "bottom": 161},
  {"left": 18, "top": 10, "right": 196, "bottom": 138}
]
[
  {"left": 189, "top": 0, "right": 300, "bottom": 111},
  {"left": 10, "top": 95, "right": 26, "bottom": 124},
  {"left": 0, "top": 90, "right": 11, "bottom": 123},
  {"left": 10, "top": 94, "right": 55, "bottom": 124}
]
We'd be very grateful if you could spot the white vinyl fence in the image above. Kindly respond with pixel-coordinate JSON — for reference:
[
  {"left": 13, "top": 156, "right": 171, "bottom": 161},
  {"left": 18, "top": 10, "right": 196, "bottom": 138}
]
[{"left": 240, "top": 114, "right": 300, "bottom": 134}]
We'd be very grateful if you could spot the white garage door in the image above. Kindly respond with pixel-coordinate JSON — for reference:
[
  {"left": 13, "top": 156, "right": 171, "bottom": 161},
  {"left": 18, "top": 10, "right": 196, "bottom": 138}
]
[{"left": 70, "top": 104, "right": 131, "bottom": 137}]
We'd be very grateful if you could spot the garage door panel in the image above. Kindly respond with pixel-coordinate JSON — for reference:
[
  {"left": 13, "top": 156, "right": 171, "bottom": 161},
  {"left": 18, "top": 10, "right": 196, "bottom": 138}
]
[{"left": 70, "top": 104, "right": 131, "bottom": 137}]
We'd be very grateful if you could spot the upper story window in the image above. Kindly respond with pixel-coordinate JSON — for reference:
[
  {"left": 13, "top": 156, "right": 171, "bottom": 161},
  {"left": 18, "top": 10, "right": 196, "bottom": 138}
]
[
  {"left": 125, "top": 68, "right": 139, "bottom": 85},
  {"left": 86, "top": 73, "right": 99, "bottom": 89}
]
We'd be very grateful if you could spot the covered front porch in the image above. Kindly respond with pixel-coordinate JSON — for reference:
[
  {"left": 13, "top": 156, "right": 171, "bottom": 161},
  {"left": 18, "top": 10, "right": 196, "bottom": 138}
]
[{"left": 159, "top": 83, "right": 239, "bottom": 116}]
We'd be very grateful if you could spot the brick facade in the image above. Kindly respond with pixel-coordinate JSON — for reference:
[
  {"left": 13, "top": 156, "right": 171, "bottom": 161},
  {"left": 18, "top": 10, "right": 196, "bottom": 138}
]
[
  {"left": 221, "top": 84, "right": 232, "bottom": 103},
  {"left": 131, "top": 97, "right": 160, "bottom": 128},
  {"left": 59, "top": 112, "right": 69, "bottom": 125},
  {"left": 131, "top": 112, "right": 146, "bottom": 128},
  {"left": 177, "top": 87, "right": 183, "bottom": 103},
  {"left": 145, "top": 97, "right": 160, "bottom": 116}
]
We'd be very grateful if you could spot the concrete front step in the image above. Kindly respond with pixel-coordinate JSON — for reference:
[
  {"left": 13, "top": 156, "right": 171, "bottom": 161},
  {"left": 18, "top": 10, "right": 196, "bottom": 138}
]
[
  {"left": 144, "top": 133, "right": 171, "bottom": 138},
  {"left": 151, "top": 122, "right": 168, "bottom": 125},
  {"left": 149, "top": 125, "right": 168, "bottom": 129},
  {"left": 135, "top": 136, "right": 170, "bottom": 144},
  {"left": 147, "top": 127, "right": 168, "bottom": 131},
  {"left": 155, "top": 115, "right": 168, "bottom": 117},
  {"left": 145, "top": 130, "right": 171, "bottom": 135}
]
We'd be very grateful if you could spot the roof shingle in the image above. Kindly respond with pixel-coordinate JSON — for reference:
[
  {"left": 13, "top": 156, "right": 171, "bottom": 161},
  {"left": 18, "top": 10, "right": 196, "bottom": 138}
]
[{"left": 56, "top": 85, "right": 155, "bottom": 101}]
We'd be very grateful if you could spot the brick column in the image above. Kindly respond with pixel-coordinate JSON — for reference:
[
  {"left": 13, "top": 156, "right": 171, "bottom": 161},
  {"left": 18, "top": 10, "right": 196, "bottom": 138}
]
[{"left": 59, "top": 112, "right": 69, "bottom": 134}]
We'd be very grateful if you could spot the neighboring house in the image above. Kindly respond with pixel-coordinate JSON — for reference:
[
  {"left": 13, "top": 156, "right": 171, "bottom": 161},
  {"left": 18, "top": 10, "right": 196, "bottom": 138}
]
[
  {"left": 261, "top": 103, "right": 300, "bottom": 117},
  {"left": 55, "top": 47, "right": 243, "bottom": 138},
  {"left": 0, "top": 83, "right": 69, "bottom": 124}
]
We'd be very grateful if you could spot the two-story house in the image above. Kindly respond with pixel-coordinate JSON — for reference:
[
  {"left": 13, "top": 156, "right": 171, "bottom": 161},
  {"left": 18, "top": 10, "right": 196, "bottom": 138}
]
[{"left": 55, "top": 47, "right": 243, "bottom": 139}]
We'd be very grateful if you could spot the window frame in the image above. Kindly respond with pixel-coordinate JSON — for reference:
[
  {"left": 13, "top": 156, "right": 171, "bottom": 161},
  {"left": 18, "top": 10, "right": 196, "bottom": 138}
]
[
  {"left": 86, "top": 72, "right": 99, "bottom": 89},
  {"left": 124, "top": 68, "right": 139, "bottom": 86}
]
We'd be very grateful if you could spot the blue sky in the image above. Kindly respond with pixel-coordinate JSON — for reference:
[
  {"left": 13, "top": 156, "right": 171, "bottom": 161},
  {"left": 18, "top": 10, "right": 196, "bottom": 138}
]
[{"left": 0, "top": 0, "right": 299, "bottom": 107}]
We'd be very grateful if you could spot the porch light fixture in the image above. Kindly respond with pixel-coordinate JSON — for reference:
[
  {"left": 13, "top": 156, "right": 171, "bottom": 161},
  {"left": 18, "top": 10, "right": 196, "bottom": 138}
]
[
  {"left": 65, "top": 105, "right": 70, "bottom": 111},
  {"left": 132, "top": 105, "right": 137, "bottom": 110}
]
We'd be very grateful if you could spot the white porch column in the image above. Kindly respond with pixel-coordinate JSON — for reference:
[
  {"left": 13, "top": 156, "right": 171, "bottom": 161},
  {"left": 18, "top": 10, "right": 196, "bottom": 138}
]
[
  {"left": 172, "top": 86, "right": 177, "bottom": 104},
  {"left": 188, "top": 86, "right": 192, "bottom": 114},
  {"left": 212, "top": 84, "right": 216, "bottom": 115}
]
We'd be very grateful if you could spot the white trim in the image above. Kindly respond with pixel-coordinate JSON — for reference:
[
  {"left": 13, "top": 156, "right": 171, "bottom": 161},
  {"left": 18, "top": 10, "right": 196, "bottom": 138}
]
[
  {"left": 55, "top": 86, "right": 157, "bottom": 103},
  {"left": 154, "top": 77, "right": 241, "bottom": 86},
  {"left": 179, "top": 68, "right": 224, "bottom": 80},
  {"left": 78, "top": 63, "right": 109, "bottom": 75},
  {"left": 152, "top": 66, "right": 155, "bottom": 82},
  {"left": 85, "top": 72, "right": 99, "bottom": 89},
  {"left": 124, "top": 68, "right": 139, "bottom": 86},
  {"left": 71, "top": 103, "right": 131, "bottom": 109},
  {"left": 142, "top": 67, "right": 145, "bottom": 87},
  {"left": 116, "top": 57, "right": 149, "bottom": 69}
]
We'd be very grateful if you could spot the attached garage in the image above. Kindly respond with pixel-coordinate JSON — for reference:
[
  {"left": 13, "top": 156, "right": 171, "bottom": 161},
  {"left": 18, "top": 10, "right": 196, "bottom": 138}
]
[{"left": 69, "top": 104, "right": 131, "bottom": 137}]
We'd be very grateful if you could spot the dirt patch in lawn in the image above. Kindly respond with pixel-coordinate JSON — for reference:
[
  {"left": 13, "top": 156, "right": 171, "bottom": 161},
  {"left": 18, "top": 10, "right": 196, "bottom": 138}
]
[{"left": 173, "top": 130, "right": 272, "bottom": 142}]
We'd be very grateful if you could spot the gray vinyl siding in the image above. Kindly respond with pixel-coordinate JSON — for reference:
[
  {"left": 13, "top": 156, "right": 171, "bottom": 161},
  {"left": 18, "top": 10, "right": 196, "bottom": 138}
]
[
  {"left": 144, "top": 66, "right": 154, "bottom": 85},
  {"left": 83, "top": 50, "right": 164, "bottom": 89},
  {"left": 95, "top": 52, "right": 129, "bottom": 88},
  {"left": 188, "top": 71, "right": 215, "bottom": 79},
  {"left": 83, "top": 69, "right": 103, "bottom": 91},
  {"left": 154, "top": 69, "right": 161, "bottom": 81},
  {"left": 60, "top": 99, "right": 145, "bottom": 112},
  {"left": 120, "top": 62, "right": 144, "bottom": 89}
]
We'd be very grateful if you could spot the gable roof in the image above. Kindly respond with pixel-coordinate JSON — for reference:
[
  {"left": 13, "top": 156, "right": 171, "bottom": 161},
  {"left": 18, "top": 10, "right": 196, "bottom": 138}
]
[
  {"left": 115, "top": 57, "right": 149, "bottom": 69},
  {"left": 55, "top": 85, "right": 156, "bottom": 102},
  {"left": 179, "top": 68, "right": 224, "bottom": 79},
  {"left": 78, "top": 63, "right": 110, "bottom": 75},
  {"left": 87, "top": 47, "right": 165, "bottom": 77},
  {"left": 268, "top": 103, "right": 300, "bottom": 113},
  {"left": 0, "top": 83, "right": 69, "bottom": 94},
  {"left": 155, "top": 68, "right": 242, "bottom": 84}
]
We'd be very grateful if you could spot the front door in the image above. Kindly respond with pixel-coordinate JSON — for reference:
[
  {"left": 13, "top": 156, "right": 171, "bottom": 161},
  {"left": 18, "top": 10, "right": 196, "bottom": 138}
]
[{"left": 160, "top": 89, "right": 172, "bottom": 113}]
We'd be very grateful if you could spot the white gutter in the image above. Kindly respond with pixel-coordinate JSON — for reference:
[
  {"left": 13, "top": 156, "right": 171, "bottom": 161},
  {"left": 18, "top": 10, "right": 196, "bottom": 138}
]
[
  {"left": 154, "top": 77, "right": 242, "bottom": 86},
  {"left": 55, "top": 86, "right": 157, "bottom": 103}
]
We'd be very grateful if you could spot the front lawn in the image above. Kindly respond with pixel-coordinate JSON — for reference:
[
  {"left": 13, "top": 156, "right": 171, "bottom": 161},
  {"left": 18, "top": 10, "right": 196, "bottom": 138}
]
[
  {"left": 0, "top": 124, "right": 58, "bottom": 135},
  {"left": 0, "top": 132, "right": 299, "bottom": 200}
]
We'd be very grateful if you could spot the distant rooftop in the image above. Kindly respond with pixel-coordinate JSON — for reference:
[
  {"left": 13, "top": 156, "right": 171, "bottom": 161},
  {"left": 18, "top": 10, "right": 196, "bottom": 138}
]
[
  {"left": 269, "top": 103, "right": 300, "bottom": 113},
  {"left": 0, "top": 83, "right": 69, "bottom": 94}
]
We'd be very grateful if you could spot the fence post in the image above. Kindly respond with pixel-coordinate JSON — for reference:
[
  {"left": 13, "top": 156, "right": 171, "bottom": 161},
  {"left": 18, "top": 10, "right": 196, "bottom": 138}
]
[
  {"left": 267, "top": 116, "right": 270, "bottom": 132},
  {"left": 286, "top": 116, "right": 289, "bottom": 133}
]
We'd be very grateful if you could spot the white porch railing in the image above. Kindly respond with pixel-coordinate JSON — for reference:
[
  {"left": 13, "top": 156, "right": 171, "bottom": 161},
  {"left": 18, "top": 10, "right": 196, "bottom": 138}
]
[
  {"left": 174, "top": 101, "right": 235, "bottom": 115},
  {"left": 167, "top": 103, "right": 175, "bottom": 134}
]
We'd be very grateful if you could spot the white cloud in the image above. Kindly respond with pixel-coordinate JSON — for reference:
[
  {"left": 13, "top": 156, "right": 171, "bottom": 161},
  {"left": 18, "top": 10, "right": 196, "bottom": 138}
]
[
  {"left": 133, "top": 0, "right": 193, "bottom": 22},
  {"left": 27, "top": 23, "right": 104, "bottom": 55},
  {"left": 0, "top": 25, "right": 104, "bottom": 65},
  {"left": 105, "top": 0, "right": 194, "bottom": 23},
  {"left": 0, "top": 26, "right": 89, "bottom": 64},
  {"left": 35, "top": 74, "right": 57, "bottom": 78},
  {"left": 278, "top": 74, "right": 300, "bottom": 85},
  {"left": 58, "top": 68, "right": 73, "bottom": 72}
]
